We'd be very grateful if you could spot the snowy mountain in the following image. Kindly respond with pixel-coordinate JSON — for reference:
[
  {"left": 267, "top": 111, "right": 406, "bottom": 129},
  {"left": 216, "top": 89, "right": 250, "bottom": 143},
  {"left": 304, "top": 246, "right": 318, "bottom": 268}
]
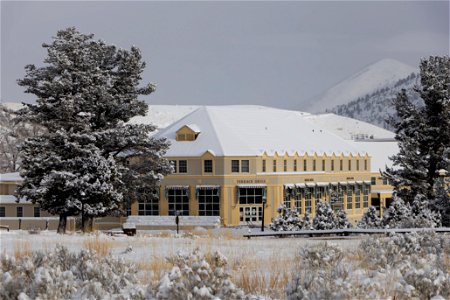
[
  {"left": 330, "top": 73, "right": 422, "bottom": 129},
  {"left": 303, "top": 113, "right": 394, "bottom": 140},
  {"left": 304, "top": 59, "right": 417, "bottom": 113}
]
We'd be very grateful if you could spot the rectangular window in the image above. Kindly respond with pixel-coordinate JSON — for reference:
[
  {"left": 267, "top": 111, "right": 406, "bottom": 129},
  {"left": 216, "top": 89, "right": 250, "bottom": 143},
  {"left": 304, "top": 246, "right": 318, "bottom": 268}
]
[
  {"left": 347, "top": 186, "right": 353, "bottom": 210},
  {"left": 17, "top": 207, "right": 23, "bottom": 218},
  {"left": 167, "top": 188, "right": 189, "bottom": 216},
  {"left": 331, "top": 160, "right": 335, "bottom": 171},
  {"left": 0, "top": 207, "right": 5, "bottom": 217},
  {"left": 339, "top": 186, "right": 346, "bottom": 204},
  {"left": 356, "top": 160, "right": 360, "bottom": 171},
  {"left": 138, "top": 189, "right": 159, "bottom": 215},
  {"left": 178, "top": 160, "right": 188, "bottom": 173},
  {"left": 284, "top": 160, "right": 287, "bottom": 172},
  {"left": 284, "top": 188, "right": 291, "bottom": 208},
  {"left": 204, "top": 160, "right": 213, "bottom": 173},
  {"left": 364, "top": 159, "right": 368, "bottom": 171},
  {"left": 303, "top": 159, "right": 307, "bottom": 171},
  {"left": 313, "top": 160, "right": 316, "bottom": 171},
  {"left": 169, "top": 160, "right": 177, "bottom": 173},
  {"left": 294, "top": 189, "right": 303, "bottom": 213},
  {"left": 348, "top": 160, "right": 352, "bottom": 171},
  {"left": 262, "top": 160, "right": 266, "bottom": 172},
  {"left": 34, "top": 207, "right": 40, "bottom": 217},
  {"left": 273, "top": 160, "right": 277, "bottom": 172},
  {"left": 238, "top": 187, "right": 265, "bottom": 205},
  {"left": 241, "top": 160, "right": 250, "bottom": 173},
  {"left": 322, "top": 160, "right": 325, "bottom": 171},
  {"left": 198, "top": 188, "right": 220, "bottom": 216},
  {"left": 371, "top": 177, "right": 376, "bottom": 185},
  {"left": 231, "top": 160, "right": 240, "bottom": 172},
  {"left": 315, "top": 187, "right": 324, "bottom": 201},
  {"left": 363, "top": 184, "right": 370, "bottom": 208},
  {"left": 383, "top": 177, "right": 389, "bottom": 185},
  {"left": 355, "top": 184, "right": 361, "bottom": 208},
  {"left": 305, "top": 188, "right": 313, "bottom": 214},
  {"left": 340, "top": 159, "right": 343, "bottom": 171},
  {"left": 293, "top": 160, "right": 297, "bottom": 172}
]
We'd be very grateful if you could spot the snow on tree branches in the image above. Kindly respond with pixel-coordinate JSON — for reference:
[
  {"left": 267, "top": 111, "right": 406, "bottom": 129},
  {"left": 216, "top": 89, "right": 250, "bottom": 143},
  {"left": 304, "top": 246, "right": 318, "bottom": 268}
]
[
  {"left": 16, "top": 27, "right": 171, "bottom": 233},
  {"left": 384, "top": 56, "right": 449, "bottom": 206}
]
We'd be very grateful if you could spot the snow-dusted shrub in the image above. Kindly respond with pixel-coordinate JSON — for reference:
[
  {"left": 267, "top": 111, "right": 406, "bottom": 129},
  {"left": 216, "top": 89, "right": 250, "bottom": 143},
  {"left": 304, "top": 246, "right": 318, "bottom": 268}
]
[
  {"left": 382, "top": 195, "right": 441, "bottom": 229},
  {"left": 287, "top": 232, "right": 450, "bottom": 299},
  {"left": 270, "top": 205, "right": 303, "bottom": 231},
  {"left": 381, "top": 197, "right": 412, "bottom": 228},
  {"left": 154, "top": 248, "right": 245, "bottom": 300},
  {"left": 0, "top": 245, "right": 145, "bottom": 300},
  {"left": 286, "top": 243, "right": 353, "bottom": 300},
  {"left": 270, "top": 206, "right": 314, "bottom": 231},
  {"left": 312, "top": 200, "right": 336, "bottom": 230},
  {"left": 357, "top": 206, "right": 381, "bottom": 228},
  {"left": 302, "top": 212, "right": 312, "bottom": 230},
  {"left": 404, "top": 195, "right": 442, "bottom": 228},
  {"left": 335, "top": 208, "right": 352, "bottom": 229}
]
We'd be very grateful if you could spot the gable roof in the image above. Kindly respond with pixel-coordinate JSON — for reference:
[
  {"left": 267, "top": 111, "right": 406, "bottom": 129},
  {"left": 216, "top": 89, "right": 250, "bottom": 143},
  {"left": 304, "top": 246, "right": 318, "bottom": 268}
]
[{"left": 154, "top": 105, "right": 366, "bottom": 157}]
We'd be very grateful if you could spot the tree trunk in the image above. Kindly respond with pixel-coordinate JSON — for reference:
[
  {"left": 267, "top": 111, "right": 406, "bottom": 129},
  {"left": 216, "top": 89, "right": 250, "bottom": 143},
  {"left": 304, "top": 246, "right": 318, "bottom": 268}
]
[
  {"left": 83, "top": 216, "right": 93, "bottom": 233},
  {"left": 57, "top": 214, "right": 67, "bottom": 234}
]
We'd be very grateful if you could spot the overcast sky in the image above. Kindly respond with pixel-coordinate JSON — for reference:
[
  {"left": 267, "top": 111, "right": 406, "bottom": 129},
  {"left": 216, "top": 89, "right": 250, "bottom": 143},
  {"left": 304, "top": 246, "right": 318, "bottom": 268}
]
[{"left": 1, "top": 1, "right": 449, "bottom": 110}]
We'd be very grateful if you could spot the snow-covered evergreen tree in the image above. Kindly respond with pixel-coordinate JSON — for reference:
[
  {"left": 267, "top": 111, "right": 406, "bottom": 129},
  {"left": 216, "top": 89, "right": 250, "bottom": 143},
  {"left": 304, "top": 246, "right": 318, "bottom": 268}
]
[
  {"left": 335, "top": 208, "right": 352, "bottom": 229},
  {"left": 384, "top": 56, "right": 450, "bottom": 203},
  {"left": 16, "top": 27, "right": 171, "bottom": 233},
  {"left": 381, "top": 197, "right": 411, "bottom": 228},
  {"left": 357, "top": 206, "right": 381, "bottom": 229},
  {"left": 312, "top": 200, "right": 337, "bottom": 230},
  {"left": 270, "top": 205, "right": 303, "bottom": 231},
  {"left": 302, "top": 212, "right": 312, "bottom": 230}
]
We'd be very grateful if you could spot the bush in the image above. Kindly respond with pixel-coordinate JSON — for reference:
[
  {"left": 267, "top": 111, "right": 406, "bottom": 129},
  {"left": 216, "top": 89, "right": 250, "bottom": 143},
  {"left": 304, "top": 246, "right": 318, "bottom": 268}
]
[
  {"left": 287, "top": 232, "right": 450, "bottom": 299},
  {"left": 153, "top": 248, "right": 245, "bottom": 300},
  {"left": 357, "top": 206, "right": 381, "bottom": 229},
  {"left": 381, "top": 196, "right": 441, "bottom": 229},
  {"left": 0, "top": 245, "right": 146, "bottom": 300},
  {"left": 270, "top": 205, "right": 314, "bottom": 231}
]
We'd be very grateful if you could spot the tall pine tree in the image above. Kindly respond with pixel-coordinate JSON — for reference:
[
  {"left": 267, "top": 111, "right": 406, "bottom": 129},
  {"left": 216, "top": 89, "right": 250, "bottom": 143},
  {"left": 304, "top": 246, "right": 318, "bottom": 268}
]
[
  {"left": 16, "top": 27, "right": 172, "bottom": 233},
  {"left": 384, "top": 56, "right": 450, "bottom": 205}
]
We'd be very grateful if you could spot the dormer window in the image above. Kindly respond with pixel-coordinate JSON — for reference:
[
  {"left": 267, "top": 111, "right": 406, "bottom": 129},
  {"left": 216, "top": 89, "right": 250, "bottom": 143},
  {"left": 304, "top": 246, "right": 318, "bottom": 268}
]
[{"left": 176, "top": 124, "right": 201, "bottom": 141}]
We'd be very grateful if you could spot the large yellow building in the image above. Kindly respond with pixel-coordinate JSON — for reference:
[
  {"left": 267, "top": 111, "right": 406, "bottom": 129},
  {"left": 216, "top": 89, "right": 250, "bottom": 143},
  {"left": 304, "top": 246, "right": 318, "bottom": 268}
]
[
  {"left": 130, "top": 106, "right": 375, "bottom": 225},
  {"left": 1, "top": 106, "right": 400, "bottom": 229}
]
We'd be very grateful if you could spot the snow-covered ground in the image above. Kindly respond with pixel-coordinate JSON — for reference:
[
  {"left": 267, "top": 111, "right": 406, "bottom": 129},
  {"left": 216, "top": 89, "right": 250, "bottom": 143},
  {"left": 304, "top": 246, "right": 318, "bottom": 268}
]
[{"left": 0, "top": 228, "right": 361, "bottom": 260}]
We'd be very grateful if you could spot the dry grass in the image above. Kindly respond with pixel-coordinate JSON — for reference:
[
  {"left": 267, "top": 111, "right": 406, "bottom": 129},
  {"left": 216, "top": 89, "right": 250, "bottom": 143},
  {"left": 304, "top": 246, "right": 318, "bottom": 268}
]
[
  {"left": 228, "top": 250, "right": 295, "bottom": 298},
  {"left": 136, "top": 255, "right": 172, "bottom": 285},
  {"left": 13, "top": 239, "right": 32, "bottom": 259},
  {"left": 82, "top": 235, "right": 113, "bottom": 256}
]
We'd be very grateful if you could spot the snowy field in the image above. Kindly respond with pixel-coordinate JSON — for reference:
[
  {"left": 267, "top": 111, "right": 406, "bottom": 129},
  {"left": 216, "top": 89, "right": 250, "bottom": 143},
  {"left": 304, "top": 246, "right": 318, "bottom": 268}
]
[{"left": 1, "top": 228, "right": 362, "bottom": 298}]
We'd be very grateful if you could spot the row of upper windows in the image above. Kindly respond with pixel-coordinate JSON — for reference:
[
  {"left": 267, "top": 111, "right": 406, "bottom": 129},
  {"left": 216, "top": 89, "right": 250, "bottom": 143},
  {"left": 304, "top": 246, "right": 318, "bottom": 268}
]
[
  {"left": 168, "top": 158, "right": 369, "bottom": 175},
  {"left": 0, "top": 206, "right": 40, "bottom": 217},
  {"left": 371, "top": 177, "right": 391, "bottom": 185},
  {"left": 262, "top": 158, "right": 369, "bottom": 172},
  {"left": 170, "top": 159, "right": 214, "bottom": 174}
]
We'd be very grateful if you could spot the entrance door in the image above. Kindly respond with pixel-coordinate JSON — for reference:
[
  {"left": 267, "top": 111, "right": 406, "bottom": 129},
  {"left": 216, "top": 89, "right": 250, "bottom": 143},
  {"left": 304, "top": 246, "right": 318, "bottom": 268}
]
[{"left": 239, "top": 206, "right": 263, "bottom": 225}]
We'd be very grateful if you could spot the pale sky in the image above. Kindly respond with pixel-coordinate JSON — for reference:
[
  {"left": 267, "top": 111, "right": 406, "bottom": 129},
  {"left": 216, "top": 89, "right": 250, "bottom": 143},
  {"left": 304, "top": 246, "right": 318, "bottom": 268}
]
[{"left": 1, "top": 1, "right": 449, "bottom": 110}]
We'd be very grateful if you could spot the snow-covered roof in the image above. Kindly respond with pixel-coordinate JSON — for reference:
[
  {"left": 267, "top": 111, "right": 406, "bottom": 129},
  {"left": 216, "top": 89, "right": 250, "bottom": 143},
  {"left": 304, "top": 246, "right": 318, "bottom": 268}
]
[
  {"left": 128, "top": 105, "right": 199, "bottom": 129},
  {"left": 0, "top": 172, "right": 23, "bottom": 182},
  {"left": 154, "top": 105, "right": 366, "bottom": 157},
  {"left": 303, "top": 113, "right": 395, "bottom": 140},
  {"left": 0, "top": 195, "right": 29, "bottom": 204},
  {"left": 351, "top": 140, "right": 399, "bottom": 172}
]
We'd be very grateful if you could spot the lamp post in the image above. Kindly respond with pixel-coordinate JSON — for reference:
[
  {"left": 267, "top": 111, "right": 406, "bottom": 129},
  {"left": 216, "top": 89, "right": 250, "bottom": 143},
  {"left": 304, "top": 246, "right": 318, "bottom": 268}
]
[
  {"left": 175, "top": 210, "right": 180, "bottom": 235},
  {"left": 261, "top": 196, "right": 267, "bottom": 232}
]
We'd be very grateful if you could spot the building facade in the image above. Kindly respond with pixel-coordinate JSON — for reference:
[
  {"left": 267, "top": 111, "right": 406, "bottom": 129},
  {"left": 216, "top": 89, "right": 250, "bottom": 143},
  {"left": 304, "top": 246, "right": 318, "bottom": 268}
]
[{"left": 2, "top": 106, "right": 398, "bottom": 229}]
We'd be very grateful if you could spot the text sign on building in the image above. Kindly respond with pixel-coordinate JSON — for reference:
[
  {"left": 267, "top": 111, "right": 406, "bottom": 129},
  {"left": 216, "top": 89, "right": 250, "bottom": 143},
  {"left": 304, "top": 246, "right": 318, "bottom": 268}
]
[{"left": 236, "top": 179, "right": 266, "bottom": 184}]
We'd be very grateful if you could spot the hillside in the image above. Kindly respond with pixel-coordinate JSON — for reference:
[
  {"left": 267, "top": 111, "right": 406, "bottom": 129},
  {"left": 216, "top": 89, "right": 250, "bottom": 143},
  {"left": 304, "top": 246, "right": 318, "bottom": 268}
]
[
  {"left": 329, "top": 73, "right": 422, "bottom": 129},
  {"left": 304, "top": 59, "right": 417, "bottom": 113}
]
